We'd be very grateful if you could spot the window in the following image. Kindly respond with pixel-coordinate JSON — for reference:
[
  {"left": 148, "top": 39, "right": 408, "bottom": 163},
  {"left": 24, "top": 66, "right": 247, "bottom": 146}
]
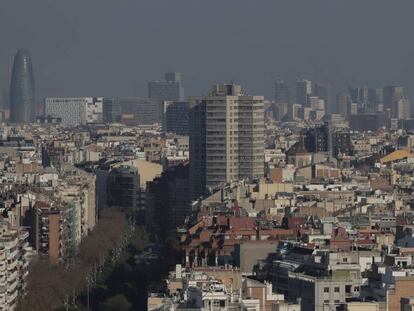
[
  {"left": 324, "top": 300, "right": 329, "bottom": 304},
  {"left": 324, "top": 287, "right": 329, "bottom": 293},
  {"left": 345, "top": 285, "right": 351, "bottom": 293},
  {"left": 334, "top": 287, "right": 340, "bottom": 293},
  {"left": 334, "top": 300, "right": 340, "bottom": 304},
  {"left": 354, "top": 287, "right": 359, "bottom": 292},
  {"left": 343, "top": 257, "right": 348, "bottom": 262}
]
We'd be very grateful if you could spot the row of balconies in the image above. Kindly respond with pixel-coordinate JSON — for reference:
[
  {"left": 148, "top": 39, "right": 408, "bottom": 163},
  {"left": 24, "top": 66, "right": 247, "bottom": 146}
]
[{"left": 7, "top": 249, "right": 18, "bottom": 260}]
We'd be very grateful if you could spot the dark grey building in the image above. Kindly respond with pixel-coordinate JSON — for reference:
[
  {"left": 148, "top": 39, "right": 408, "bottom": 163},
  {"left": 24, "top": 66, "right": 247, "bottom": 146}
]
[
  {"left": 383, "top": 85, "right": 404, "bottom": 118},
  {"left": 107, "top": 166, "right": 140, "bottom": 210},
  {"left": 148, "top": 72, "right": 184, "bottom": 103},
  {"left": 145, "top": 164, "right": 190, "bottom": 239},
  {"left": 313, "top": 82, "right": 329, "bottom": 110},
  {"left": 163, "top": 101, "right": 189, "bottom": 135},
  {"left": 103, "top": 97, "right": 121, "bottom": 123},
  {"left": 118, "top": 97, "right": 160, "bottom": 126},
  {"left": 336, "top": 93, "right": 351, "bottom": 119},
  {"left": 10, "top": 49, "right": 36, "bottom": 123},
  {"left": 275, "top": 79, "right": 290, "bottom": 104},
  {"left": 296, "top": 79, "right": 312, "bottom": 107},
  {"left": 367, "top": 88, "right": 383, "bottom": 112}
]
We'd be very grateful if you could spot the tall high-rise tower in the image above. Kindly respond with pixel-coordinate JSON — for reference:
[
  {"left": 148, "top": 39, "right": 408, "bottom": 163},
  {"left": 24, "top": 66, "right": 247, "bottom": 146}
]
[
  {"left": 10, "top": 49, "right": 36, "bottom": 123},
  {"left": 313, "top": 82, "right": 329, "bottom": 110},
  {"left": 296, "top": 79, "right": 312, "bottom": 107},
  {"left": 275, "top": 79, "right": 290, "bottom": 104},
  {"left": 383, "top": 86, "right": 404, "bottom": 118},
  {"left": 189, "top": 84, "right": 264, "bottom": 199}
]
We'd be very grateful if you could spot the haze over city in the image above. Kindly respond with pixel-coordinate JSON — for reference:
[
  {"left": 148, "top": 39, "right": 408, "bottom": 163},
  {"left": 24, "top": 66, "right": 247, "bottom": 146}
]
[{"left": 1, "top": 0, "right": 414, "bottom": 103}]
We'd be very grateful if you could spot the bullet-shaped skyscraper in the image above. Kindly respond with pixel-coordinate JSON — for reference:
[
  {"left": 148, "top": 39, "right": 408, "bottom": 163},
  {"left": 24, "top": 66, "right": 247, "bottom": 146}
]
[{"left": 10, "top": 49, "right": 36, "bottom": 123}]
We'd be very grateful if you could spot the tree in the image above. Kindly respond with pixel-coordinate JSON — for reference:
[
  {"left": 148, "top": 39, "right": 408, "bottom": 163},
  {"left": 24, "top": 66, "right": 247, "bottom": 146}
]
[
  {"left": 99, "top": 294, "right": 132, "bottom": 311},
  {"left": 17, "top": 210, "right": 128, "bottom": 311}
]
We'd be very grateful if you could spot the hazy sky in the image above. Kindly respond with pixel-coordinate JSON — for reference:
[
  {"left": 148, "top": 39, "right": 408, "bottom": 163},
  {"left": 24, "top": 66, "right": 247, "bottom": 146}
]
[{"left": 1, "top": 0, "right": 414, "bottom": 106}]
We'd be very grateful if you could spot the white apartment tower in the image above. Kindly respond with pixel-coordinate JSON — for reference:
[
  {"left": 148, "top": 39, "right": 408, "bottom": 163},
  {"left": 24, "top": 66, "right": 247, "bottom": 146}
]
[{"left": 189, "top": 84, "right": 264, "bottom": 198}]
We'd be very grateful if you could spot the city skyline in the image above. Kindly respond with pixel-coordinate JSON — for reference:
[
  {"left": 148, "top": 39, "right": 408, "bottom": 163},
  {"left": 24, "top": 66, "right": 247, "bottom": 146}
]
[
  {"left": 0, "top": 0, "right": 413, "bottom": 103},
  {"left": 3, "top": 2, "right": 414, "bottom": 311}
]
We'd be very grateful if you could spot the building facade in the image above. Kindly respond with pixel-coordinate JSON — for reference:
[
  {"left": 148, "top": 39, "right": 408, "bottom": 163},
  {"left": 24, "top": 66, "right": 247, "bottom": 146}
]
[
  {"left": 118, "top": 97, "right": 160, "bottom": 126},
  {"left": 296, "top": 79, "right": 312, "bottom": 107},
  {"left": 107, "top": 166, "right": 140, "bottom": 210},
  {"left": 275, "top": 80, "right": 290, "bottom": 104},
  {"left": 0, "top": 221, "right": 33, "bottom": 310},
  {"left": 189, "top": 84, "right": 264, "bottom": 198},
  {"left": 148, "top": 72, "right": 184, "bottom": 103},
  {"left": 383, "top": 86, "right": 404, "bottom": 117},
  {"left": 163, "top": 101, "right": 189, "bottom": 135},
  {"left": 44, "top": 97, "right": 103, "bottom": 126}
]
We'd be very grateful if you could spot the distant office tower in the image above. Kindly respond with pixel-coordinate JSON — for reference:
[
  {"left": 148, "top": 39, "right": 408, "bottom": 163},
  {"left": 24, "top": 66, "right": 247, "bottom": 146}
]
[
  {"left": 148, "top": 72, "right": 184, "bottom": 103},
  {"left": 350, "top": 103, "right": 358, "bottom": 115},
  {"left": 383, "top": 86, "right": 404, "bottom": 118},
  {"left": 103, "top": 98, "right": 121, "bottom": 123},
  {"left": 396, "top": 98, "right": 410, "bottom": 120},
  {"left": 189, "top": 84, "right": 264, "bottom": 198},
  {"left": 348, "top": 86, "right": 368, "bottom": 107},
  {"left": 367, "top": 88, "right": 383, "bottom": 112},
  {"left": 296, "top": 79, "right": 312, "bottom": 107},
  {"left": 313, "top": 82, "right": 329, "bottom": 110},
  {"left": 304, "top": 96, "right": 325, "bottom": 121},
  {"left": 292, "top": 104, "right": 303, "bottom": 120},
  {"left": 275, "top": 80, "right": 290, "bottom": 104},
  {"left": 118, "top": 97, "right": 160, "bottom": 126},
  {"left": 336, "top": 93, "right": 351, "bottom": 119},
  {"left": 273, "top": 80, "right": 290, "bottom": 120},
  {"left": 163, "top": 101, "right": 189, "bottom": 135},
  {"left": 349, "top": 112, "right": 388, "bottom": 131},
  {"left": 267, "top": 101, "right": 289, "bottom": 121},
  {"left": 10, "top": 49, "right": 36, "bottom": 123},
  {"left": 44, "top": 97, "right": 103, "bottom": 126}
]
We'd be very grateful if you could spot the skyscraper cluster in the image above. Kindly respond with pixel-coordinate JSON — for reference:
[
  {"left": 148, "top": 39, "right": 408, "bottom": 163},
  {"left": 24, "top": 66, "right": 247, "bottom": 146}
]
[{"left": 269, "top": 78, "right": 329, "bottom": 123}]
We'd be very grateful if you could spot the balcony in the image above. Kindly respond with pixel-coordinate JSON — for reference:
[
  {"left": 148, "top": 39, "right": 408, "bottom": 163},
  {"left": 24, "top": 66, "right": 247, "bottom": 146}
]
[
  {"left": 8, "top": 270, "right": 19, "bottom": 282},
  {"left": 7, "top": 290, "right": 18, "bottom": 304},
  {"left": 7, "top": 249, "right": 18, "bottom": 260},
  {"left": 7, "top": 260, "right": 17, "bottom": 271},
  {"left": 7, "top": 278, "right": 18, "bottom": 293}
]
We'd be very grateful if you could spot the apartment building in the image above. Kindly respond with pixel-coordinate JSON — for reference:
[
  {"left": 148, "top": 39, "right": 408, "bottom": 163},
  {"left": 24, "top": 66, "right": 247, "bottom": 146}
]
[
  {"left": 189, "top": 84, "right": 264, "bottom": 198},
  {"left": 0, "top": 222, "right": 33, "bottom": 310}
]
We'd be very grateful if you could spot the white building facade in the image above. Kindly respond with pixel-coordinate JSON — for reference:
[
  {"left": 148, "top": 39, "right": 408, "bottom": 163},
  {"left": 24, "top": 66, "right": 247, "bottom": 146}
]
[{"left": 44, "top": 97, "right": 103, "bottom": 126}]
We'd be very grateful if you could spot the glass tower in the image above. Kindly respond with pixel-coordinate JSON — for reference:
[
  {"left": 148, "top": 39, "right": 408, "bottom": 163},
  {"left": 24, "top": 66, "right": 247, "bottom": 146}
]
[{"left": 10, "top": 49, "right": 36, "bottom": 123}]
